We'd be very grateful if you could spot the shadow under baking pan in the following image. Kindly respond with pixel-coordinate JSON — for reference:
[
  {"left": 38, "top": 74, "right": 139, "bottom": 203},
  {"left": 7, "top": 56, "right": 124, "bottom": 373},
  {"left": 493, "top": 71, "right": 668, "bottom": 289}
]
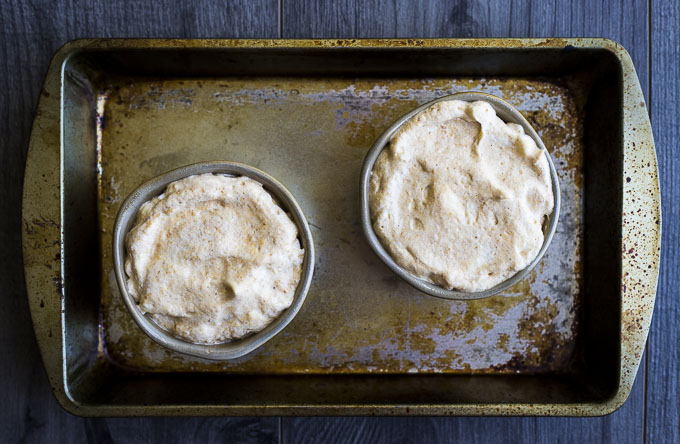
[{"left": 55, "top": 41, "right": 626, "bottom": 415}]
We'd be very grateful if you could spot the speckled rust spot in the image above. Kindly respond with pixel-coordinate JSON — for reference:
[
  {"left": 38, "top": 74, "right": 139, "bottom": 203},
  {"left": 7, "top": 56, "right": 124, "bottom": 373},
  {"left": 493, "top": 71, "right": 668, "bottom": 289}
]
[{"left": 343, "top": 119, "right": 382, "bottom": 147}]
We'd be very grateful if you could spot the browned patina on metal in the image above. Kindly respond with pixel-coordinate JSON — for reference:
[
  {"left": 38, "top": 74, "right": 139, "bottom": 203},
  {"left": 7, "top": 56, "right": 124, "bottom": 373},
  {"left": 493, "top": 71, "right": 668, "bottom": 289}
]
[
  {"left": 21, "top": 39, "right": 660, "bottom": 416},
  {"left": 96, "top": 76, "right": 583, "bottom": 375}
]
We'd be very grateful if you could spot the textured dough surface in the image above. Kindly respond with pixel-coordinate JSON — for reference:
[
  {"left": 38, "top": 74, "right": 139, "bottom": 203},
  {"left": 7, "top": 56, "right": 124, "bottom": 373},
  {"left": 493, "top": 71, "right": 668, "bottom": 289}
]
[
  {"left": 125, "top": 173, "right": 304, "bottom": 344},
  {"left": 370, "top": 100, "right": 554, "bottom": 292}
]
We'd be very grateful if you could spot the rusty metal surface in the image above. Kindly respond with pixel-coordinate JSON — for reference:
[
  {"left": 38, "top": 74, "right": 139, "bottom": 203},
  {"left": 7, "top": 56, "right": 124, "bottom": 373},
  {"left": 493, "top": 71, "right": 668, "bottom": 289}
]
[
  {"left": 21, "top": 39, "right": 660, "bottom": 416},
  {"left": 97, "top": 76, "right": 582, "bottom": 374}
]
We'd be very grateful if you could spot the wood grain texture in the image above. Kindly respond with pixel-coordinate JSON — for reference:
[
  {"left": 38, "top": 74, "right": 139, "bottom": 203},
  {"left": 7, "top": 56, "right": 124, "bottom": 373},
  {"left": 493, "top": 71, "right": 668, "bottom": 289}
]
[
  {"left": 283, "top": 0, "right": 649, "bottom": 98},
  {"left": 2, "top": 0, "right": 676, "bottom": 442},
  {"left": 82, "top": 418, "right": 278, "bottom": 444},
  {"left": 284, "top": 364, "right": 647, "bottom": 443},
  {"left": 647, "top": 0, "right": 680, "bottom": 442},
  {"left": 284, "top": 385, "right": 648, "bottom": 444},
  {"left": 0, "top": 0, "right": 279, "bottom": 442}
]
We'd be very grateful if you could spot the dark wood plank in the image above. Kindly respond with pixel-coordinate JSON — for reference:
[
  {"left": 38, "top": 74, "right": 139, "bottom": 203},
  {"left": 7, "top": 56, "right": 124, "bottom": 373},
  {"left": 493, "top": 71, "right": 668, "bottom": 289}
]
[
  {"left": 1, "top": 0, "right": 669, "bottom": 442},
  {"left": 283, "top": 0, "right": 649, "bottom": 99},
  {"left": 284, "top": 374, "right": 647, "bottom": 444},
  {"left": 647, "top": 0, "right": 680, "bottom": 442},
  {"left": 284, "top": 366, "right": 646, "bottom": 444},
  {"left": 82, "top": 417, "right": 278, "bottom": 444},
  {"left": 282, "top": 0, "right": 650, "bottom": 442},
  {"left": 0, "top": 0, "right": 279, "bottom": 442}
]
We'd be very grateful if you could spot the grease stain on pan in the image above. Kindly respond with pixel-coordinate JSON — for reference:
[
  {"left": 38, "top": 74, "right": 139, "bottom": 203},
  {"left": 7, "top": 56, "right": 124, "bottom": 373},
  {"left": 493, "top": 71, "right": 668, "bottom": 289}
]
[{"left": 97, "top": 76, "right": 582, "bottom": 374}]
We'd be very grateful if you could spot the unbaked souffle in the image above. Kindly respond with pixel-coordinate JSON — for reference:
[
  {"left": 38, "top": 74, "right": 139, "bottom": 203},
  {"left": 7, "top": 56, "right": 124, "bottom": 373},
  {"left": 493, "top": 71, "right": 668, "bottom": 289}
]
[
  {"left": 369, "top": 100, "right": 554, "bottom": 292},
  {"left": 125, "top": 173, "right": 304, "bottom": 344}
]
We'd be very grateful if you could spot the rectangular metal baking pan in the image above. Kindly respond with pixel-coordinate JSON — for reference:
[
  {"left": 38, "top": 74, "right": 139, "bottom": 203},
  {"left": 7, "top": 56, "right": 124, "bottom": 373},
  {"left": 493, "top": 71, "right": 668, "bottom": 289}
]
[{"left": 22, "top": 39, "right": 660, "bottom": 416}]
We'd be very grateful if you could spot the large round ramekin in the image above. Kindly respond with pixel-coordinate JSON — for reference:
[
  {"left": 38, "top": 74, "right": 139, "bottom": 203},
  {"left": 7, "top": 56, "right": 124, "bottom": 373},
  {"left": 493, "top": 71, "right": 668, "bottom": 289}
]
[
  {"left": 360, "top": 92, "right": 561, "bottom": 300},
  {"left": 113, "top": 161, "right": 315, "bottom": 360}
]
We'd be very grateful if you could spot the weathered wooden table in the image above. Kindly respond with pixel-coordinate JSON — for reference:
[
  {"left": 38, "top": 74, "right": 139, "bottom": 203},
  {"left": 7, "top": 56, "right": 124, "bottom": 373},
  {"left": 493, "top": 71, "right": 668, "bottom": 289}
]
[{"left": 1, "top": 0, "right": 677, "bottom": 442}]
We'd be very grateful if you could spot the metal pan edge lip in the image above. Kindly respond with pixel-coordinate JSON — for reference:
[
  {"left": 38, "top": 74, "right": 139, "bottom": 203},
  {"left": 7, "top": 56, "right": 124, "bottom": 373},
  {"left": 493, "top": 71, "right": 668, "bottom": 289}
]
[
  {"left": 360, "top": 92, "right": 561, "bottom": 301},
  {"left": 112, "top": 161, "right": 315, "bottom": 360}
]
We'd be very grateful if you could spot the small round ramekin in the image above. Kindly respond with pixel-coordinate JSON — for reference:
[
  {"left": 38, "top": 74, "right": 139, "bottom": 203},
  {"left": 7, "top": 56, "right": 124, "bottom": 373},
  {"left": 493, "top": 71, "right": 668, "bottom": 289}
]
[
  {"left": 360, "top": 92, "right": 561, "bottom": 300},
  {"left": 113, "top": 161, "right": 315, "bottom": 360}
]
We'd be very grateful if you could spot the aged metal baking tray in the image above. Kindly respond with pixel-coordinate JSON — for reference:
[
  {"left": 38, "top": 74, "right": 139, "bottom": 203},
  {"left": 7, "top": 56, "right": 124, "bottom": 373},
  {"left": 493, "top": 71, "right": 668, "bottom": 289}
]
[{"left": 22, "top": 39, "right": 660, "bottom": 416}]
